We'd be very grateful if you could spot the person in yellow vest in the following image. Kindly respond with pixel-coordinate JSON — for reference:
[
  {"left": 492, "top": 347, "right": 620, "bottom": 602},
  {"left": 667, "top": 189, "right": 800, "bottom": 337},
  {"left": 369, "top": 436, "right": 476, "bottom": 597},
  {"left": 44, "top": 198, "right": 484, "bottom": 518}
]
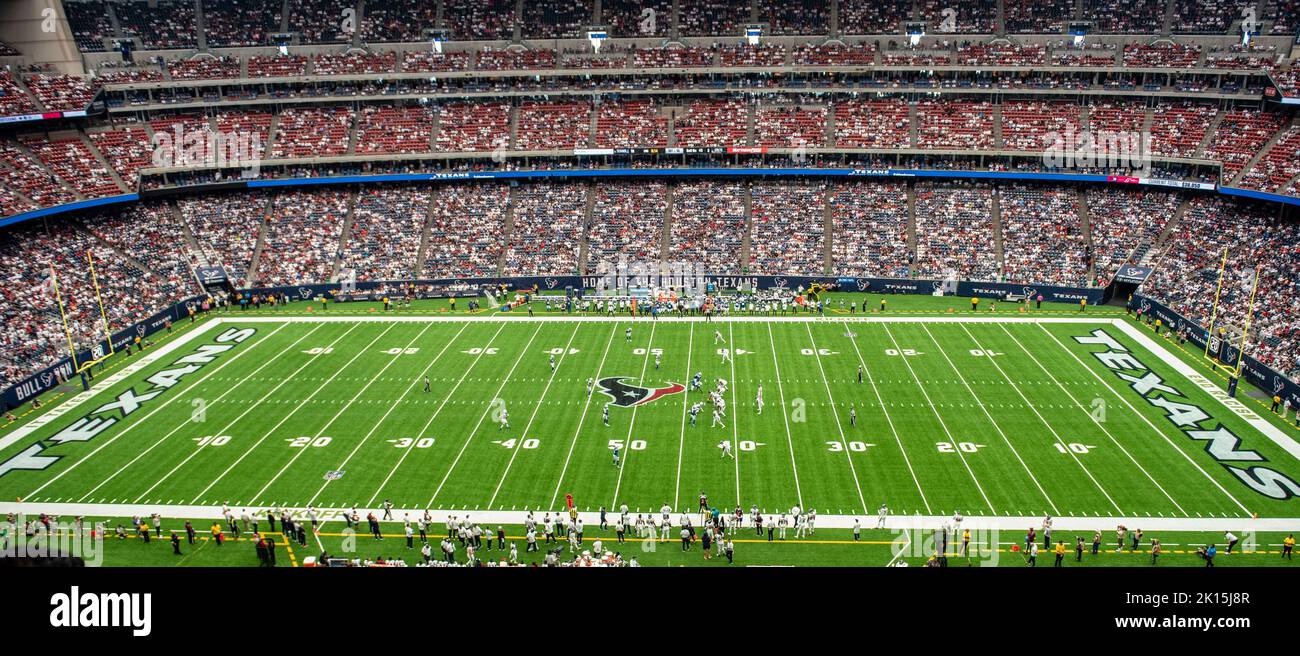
[
  {"left": 1283, "top": 534, "right": 1294, "bottom": 560},
  {"left": 134, "top": 335, "right": 142, "bottom": 351},
  {"left": 1272, "top": 394, "right": 1283, "bottom": 413},
  {"left": 970, "top": 296, "right": 979, "bottom": 312},
  {"left": 320, "top": 295, "right": 327, "bottom": 311},
  {"left": 1154, "top": 318, "right": 1162, "bottom": 335},
  {"left": 1079, "top": 298, "right": 1087, "bottom": 312},
  {"left": 211, "top": 522, "right": 224, "bottom": 546},
  {"left": 382, "top": 296, "right": 390, "bottom": 311},
  {"left": 1053, "top": 540, "right": 1066, "bottom": 567}
]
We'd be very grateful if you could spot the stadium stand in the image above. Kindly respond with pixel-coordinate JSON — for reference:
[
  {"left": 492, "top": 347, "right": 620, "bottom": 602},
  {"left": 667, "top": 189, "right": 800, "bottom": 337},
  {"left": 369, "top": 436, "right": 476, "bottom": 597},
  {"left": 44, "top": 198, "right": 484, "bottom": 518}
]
[
  {"left": 670, "top": 181, "right": 747, "bottom": 273},
  {"left": 339, "top": 185, "right": 430, "bottom": 281},
  {"left": 998, "top": 184, "right": 1087, "bottom": 286},
  {"left": 749, "top": 181, "right": 826, "bottom": 275},
  {"left": 423, "top": 183, "right": 507, "bottom": 279},
  {"left": 829, "top": 181, "right": 910, "bottom": 277},
  {"left": 914, "top": 182, "right": 998, "bottom": 281},
  {"left": 503, "top": 182, "right": 585, "bottom": 275},
  {"left": 585, "top": 181, "right": 667, "bottom": 270}
]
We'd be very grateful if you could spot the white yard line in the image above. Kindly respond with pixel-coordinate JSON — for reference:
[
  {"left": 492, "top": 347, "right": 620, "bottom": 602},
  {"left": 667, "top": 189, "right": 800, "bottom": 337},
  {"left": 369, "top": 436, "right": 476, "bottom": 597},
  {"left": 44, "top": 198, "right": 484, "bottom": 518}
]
[
  {"left": 74, "top": 323, "right": 308, "bottom": 502},
  {"left": 764, "top": 322, "right": 804, "bottom": 509},
  {"left": 424, "top": 323, "right": 544, "bottom": 507},
  {"left": 185, "top": 323, "right": 391, "bottom": 504},
  {"left": 549, "top": 323, "right": 619, "bottom": 510},
  {"left": 247, "top": 322, "right": 424, "bottom": 502},
  {"left": 609, "top": 321, "right": 658, "bottom": 510},
  {"left": 840, "top": 324, "right": 929, "bottom": 513},
  {"left": 802, "top": 323, "right": 868, "bottom": 514},
  {"left": 1036, "top": 322, "right": 1254, "bottom": 516},
  {"left": 994, "top": 323, "right": 1189, "bottom": 516},
  {"left": 879, "top": 323, "right": 995, "bottom": 514},
  {"left": 487, "top": 323, "right": 582, "bottom": 507},
  {"left": 671, "top": 323, "right": 695, "bottom": 511},
  {"left": 364, "top": 322, "right": 509, "bottom": 507},
  {"left": 306, "top": 322, "right": 471, "bottom": 508},
  {"left": 130, "top": 323, "right": 360, "bottom": 503},
  {"left": 8, "top": 500, "right": 1290, "bottom": 533},
  {"left": 726, "top": 321, "right": 741, "bottom": 506},
  {"left": 921, "top": 324, "right": 1066, "bottom": 515},
  {"left": 26, "top": 322, "right": 288, "bottom": 502}
]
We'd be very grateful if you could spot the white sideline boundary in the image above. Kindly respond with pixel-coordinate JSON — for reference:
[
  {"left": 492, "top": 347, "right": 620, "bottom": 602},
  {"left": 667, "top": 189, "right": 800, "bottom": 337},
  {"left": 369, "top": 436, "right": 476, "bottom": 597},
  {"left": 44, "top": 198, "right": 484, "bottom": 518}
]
[
  {"left": 0, "top": 501, "right": 1294, "bottom": 534},
  {"left": 1112, "top": 320, "right": 1300, "bottom": 462},
  {"left": 0, "top": 319, "right": 222, "bottom": 452},
  {"left": 6, "top": 315, "right": 1299, "bottom": 531}
]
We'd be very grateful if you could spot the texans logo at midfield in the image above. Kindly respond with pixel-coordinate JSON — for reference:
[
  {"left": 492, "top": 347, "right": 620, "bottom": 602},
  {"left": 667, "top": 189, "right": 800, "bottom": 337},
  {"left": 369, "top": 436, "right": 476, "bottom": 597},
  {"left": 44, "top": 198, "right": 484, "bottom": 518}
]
[{"left": 597, "top": 376, "right": 684, "bottom": 408}]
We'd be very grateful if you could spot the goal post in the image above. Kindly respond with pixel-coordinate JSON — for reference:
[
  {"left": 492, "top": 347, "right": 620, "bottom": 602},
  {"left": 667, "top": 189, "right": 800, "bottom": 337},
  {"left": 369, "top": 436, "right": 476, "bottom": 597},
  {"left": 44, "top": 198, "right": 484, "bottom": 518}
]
[
  {"left": 48, "top": 250, "right": 117, "bottom": 379},
  {"left": 1201, "top": 251, "right": 1261, "bottom": 379}
]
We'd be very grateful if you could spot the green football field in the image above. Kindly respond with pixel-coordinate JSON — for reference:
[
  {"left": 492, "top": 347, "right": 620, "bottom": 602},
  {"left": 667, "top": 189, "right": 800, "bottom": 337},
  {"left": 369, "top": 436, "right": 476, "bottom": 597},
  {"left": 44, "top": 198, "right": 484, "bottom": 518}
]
[{"left": 3, "top": 297, "right": 1300, "bottom": 563}]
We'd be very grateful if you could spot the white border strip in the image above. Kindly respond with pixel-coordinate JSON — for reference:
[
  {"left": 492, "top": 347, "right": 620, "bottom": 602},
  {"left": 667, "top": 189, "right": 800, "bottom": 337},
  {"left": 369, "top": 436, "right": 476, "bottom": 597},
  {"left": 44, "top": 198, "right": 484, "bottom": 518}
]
[
  {"left": 1112, "top": 320, "right": 1300, "bottom": 462},
  {"left": 212, "top": 315, "right": 1116, "bottom": 324},
  {"left": 0, "top": 320, "right": 222, "bottom": 452},
  {"left": 0, "top": 502, "right": 1293, "bottom": 533}
]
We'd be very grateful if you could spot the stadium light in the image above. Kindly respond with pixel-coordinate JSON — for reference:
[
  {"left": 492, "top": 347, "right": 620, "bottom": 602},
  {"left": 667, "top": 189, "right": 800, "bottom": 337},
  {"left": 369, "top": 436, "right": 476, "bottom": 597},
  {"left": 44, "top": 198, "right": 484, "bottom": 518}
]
[
  {"left": 587, "top": 27, "right": 608, "bottom": 53},
  {"left": 905, "top": 22, "right": 926, "bottom": 47}
]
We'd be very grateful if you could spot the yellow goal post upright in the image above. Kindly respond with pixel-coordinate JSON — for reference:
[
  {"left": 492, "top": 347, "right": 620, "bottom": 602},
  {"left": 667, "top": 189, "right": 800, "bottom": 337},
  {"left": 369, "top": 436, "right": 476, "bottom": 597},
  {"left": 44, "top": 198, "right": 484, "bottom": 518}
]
[
  {"left": 1231, "top": 264, "right": 1262, "bottom": 379},
  {"left": 1199, "top": 246, "right": 1245, "bottom": 377},
  {"left": 47, "top": 250, "right": 116, "bottom": 390}
]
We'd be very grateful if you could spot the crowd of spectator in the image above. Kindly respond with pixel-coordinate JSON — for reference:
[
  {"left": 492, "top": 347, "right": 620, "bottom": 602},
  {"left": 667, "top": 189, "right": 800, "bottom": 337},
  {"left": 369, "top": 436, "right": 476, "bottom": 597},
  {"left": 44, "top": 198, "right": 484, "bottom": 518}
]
[
  {"left": 1086, "top": 187, "right": 1178, "bottom": 283},
  {"left": 1001, "top": 101, "right": 1081, "bottom": 151},
  {"left": 1239, "top": 127, "right": 1300, "bottom": 193},
  {"left": 1144, "top": 196, "right": 1300, "bottom": 380},
  {"left": 1205, "top": 109, "right": 1287, "bottom": 180},
  {"left": 271, "top": 107, "right": 354, "bottom": 158},
  {"left": 515, "top": 102, "right": 592, "bottom": 151},
  {"left": 998, "top": 184, "right": 1087, "bottom": 286},
  {"left": 423, "top": 183, "right": 507, "bottom": 278},
  {"left": 829, "top": 181, "right": 910, "bottom": 277},
  {"left": 670, "top": 181, "right": 747, "bottom": 273},
  {"left": 749, "top": 181, "right": 826, "bottom": 274},
  {"left": 339, "top": 185, "right": 430, "bottom": 281},
  {"left": 586, "top": 181, "right": 667, "bottom": 271},
  {"left": 916, "top": 100, "right": 994, "bottom": 149},
  {"left": 179, "top": 192, "right": 269, "bottom": 287},
  {"left": 914, "top": 181, "right": 998, "bottom": 280},
  {"left": 257, "top": 189, "right": 349, "bottom": 286},
  {"left": 115, "top": 0, "right": 197, "bottom": 50},
  {"left": 0, "top": 209, "right": 195, "bottom": 390},
  {"left": 503, "top": 183, "right": 585, "bottom": 275}
]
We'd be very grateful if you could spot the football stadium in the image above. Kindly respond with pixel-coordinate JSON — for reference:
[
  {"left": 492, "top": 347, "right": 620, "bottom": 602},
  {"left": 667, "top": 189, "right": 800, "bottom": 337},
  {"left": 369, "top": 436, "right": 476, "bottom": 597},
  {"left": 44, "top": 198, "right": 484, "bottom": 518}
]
[{"left": 0, "top": 0, "right": 1298, "bottom": 581}]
